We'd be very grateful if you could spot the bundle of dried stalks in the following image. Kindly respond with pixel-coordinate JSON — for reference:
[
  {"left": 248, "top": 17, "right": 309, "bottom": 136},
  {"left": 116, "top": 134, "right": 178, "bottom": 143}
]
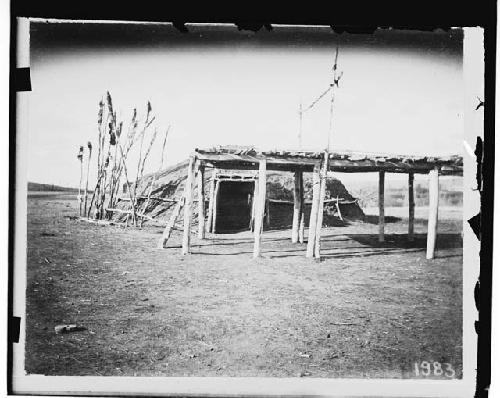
[{"left": 86, "top": 92, "right": 166, "bottom": 227}]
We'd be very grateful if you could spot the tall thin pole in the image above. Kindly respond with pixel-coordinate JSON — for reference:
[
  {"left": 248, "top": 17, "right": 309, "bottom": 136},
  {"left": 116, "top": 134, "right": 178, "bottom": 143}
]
[
  {"left": 300, "top": 47, "right": 342, "bottom": 152},
  {"left": 426, "top": 167, "right": 439, "bottom": 259},
  {"left": 206, "top": 170, "right": 217, "bottom": 233},
  {"left": 253, "top": 159, "right": 267, "bottom": 258},
  {"left": 327, "top": 47, "right": 341, "bottom": 152},
  {"left": 197, "top": 165, "right": 206, "bottom": 239},
  {"left": 292, "top": 170, "right": 303, "bottom": 243},
  {"left": 306, "top": 163, "right": 321, "bottom": 258},
  {"left": 378, "top": 171, "right": 385, "bottom": 243},
  {"left": 298, "top": 175, "right": 305, "bottom": 244},
  {"left": 408, "top": 172, "right": 415, "bottom": 241},
  {"left": 212, "top": 180, "right": 221, "bottom": 233},
  {"left": 327, "top": 92, "right": 335, "bottom": 152},
  {"left": 182, "top": 156, "right": 195, "bottom": 255},
  {"left": 314, "top": 47, "right": 341, "bottom": 259},
  {"left": 314, "top": 151, "right": 329, "bottom": 258}
]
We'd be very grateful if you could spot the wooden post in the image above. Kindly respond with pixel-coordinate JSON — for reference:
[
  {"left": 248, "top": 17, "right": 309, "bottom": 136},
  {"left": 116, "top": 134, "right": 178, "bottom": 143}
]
[
  {"left": 206, "top": 171, "right": 216, "bottom": 233},
  {"left": 181, "top": 156, "right": 195, "bottom": 255},
  {"left": 408, "top": 172, "right": 415, "bottom": 241},
  {"left": 378, "top": 171, "right": 385, "bottom": 243},
  {"left": 426, "top": 167, "right": 439, "bottom": 259},
  {"left": 334, "top": 196, "right": 343, "bottom": 221},
  {"left": 253, "top": 159, "right": 267, "bottom": 258},
  {"left": 314, "top": 152, "right": 329, "bottom": 259},
  {"left": 292, "top": 171, "right": 302, "bottom": 243},
  {"left": 265, "top": 198, "right": 270, "bottom": 227},
  {"left": 157, "top": 197, "right": 184, "bottom": 248},
  {"left": 211, "top": 180, "right": 220, "bottom": 233},
  {"left": 298, "top": 172, "right": 305, "bottom": 243},
  {"left": 298, "top": 208, "right": 305, "bottom": 243},
  {"left": 250, "top": 179, "right": 258, "bottom": 231},
  {"left": 306, "top": 163, "right": 321, "bottom": 258},
  {"left": 197, "top": 164, "right": 206, "bottom": 239}
]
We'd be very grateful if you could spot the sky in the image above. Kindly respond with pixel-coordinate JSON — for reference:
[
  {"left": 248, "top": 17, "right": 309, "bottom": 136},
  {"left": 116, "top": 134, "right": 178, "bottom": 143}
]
[{"left": 28, "top": 23, "right": 464, "bottom": 188}]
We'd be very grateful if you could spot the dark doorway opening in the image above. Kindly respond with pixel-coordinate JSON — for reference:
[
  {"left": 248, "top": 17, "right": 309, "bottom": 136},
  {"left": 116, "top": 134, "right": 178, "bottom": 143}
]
[{"left": 215, "top": 181, "right": 255, "bottom": 233}]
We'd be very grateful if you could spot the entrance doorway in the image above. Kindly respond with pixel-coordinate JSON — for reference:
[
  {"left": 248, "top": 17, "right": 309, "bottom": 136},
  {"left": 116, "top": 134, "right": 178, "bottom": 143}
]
[{"left": 215, "top": 181, "right": 255, "bottom": 233}]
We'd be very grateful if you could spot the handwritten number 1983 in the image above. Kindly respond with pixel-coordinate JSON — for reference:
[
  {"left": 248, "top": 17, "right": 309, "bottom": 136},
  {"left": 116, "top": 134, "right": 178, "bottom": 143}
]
[{"left": 414, "top": 361, "right": 455, "bottom": 378}]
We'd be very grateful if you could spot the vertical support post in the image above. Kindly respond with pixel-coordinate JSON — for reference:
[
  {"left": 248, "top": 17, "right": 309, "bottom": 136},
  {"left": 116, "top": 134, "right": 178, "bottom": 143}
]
[
  {"left": 292, "top": 170, "right": 302, "bottom": 243},
  {"left": 211, "top": 180, "right": 220, "bottom": 233},
  {"left": 253, "top": 159, "right": 267, "bottom": 258},
  {"left": 181, "top": 156, "right": 195, "bottom": 255},
  {"left": 206, "top": 170, "right": 216, "bottom": 233},
  {"left": 197, "top": 164, "right": 206, "bottom": 239},
  {"left": 298, "top": 172, "right": 305, "bottom": 243},
  {"left": 408, "top": 172, "right": 415, "bottom": 241},
  {"left": 426, "top": 167, "right": 439, "bottom": 259},
  {"left": 265, "top": 198, "right": 270, "bottom": 227},
  {"left": 314, "top": 152, "right": 329, "bottom": 259},
  {"left": 378, "top": 171, "right": 385, "bottom": 243},
  {"left": 306, "top": 163, "right": 321, "bottom": 258},
  {"left": 250, "top": 180, "right": 257, "bottom": 231},
  {"left": 250, "top": 179, "right": 259, "bottom": 232}
]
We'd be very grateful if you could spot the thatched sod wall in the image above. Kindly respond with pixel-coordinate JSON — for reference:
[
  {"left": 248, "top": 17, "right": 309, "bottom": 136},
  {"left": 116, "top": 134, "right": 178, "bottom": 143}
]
[{"left": 112, "top": 161, "right": 364, "bottom": 231}]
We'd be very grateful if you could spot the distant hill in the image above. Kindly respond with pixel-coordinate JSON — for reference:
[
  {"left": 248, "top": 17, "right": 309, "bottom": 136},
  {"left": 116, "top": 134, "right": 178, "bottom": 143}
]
[{"left": 28, "top": 182, "right": 79, "bottom": 192}]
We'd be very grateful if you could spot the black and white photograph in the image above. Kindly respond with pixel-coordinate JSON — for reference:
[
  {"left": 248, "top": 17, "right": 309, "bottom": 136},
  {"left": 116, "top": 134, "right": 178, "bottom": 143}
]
[{"left": 9, "top": 16, "right": 488, "bottom": 397}]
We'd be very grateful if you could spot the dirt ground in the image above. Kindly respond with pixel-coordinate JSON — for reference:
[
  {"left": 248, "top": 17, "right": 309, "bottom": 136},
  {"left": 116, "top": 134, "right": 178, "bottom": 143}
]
[{"left": 25, "top": 192, "right": 463, "bottom": 378}]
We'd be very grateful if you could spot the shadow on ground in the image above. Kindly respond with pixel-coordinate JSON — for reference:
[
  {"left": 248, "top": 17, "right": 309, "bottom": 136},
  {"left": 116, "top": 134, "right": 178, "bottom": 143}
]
[
  {"left": 347, "top": 232, "right": 462, "bottom": 249},
  {"left": 191, "top": 232, "right": 462, "bottom": 261}
]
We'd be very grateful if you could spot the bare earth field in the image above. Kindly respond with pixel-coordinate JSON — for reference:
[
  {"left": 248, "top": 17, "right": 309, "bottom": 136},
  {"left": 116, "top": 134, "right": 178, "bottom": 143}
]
[{"left": 25, "top": 193, "right": 463, "bottom": 378}]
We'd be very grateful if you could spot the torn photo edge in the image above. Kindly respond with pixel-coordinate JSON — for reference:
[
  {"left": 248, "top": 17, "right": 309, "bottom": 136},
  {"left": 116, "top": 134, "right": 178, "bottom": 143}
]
[{"left": 6, "top": 12, "right": 493, "bottom": 398}]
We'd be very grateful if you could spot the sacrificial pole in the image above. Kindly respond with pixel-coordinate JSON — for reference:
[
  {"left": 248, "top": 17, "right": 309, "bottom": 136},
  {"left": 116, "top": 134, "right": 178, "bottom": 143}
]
[{"left": 312, "top": 47, "right": 343, "bottom": 259}]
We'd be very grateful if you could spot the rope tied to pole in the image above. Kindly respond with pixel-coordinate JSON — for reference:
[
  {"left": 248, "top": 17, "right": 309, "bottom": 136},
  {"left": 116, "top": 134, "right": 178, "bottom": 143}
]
[
  {"left": 301, "top": 51, "right": 344, "bottom": 116},
  {"left": 301, "top": 85, "right": 332, "bottom": 114}
]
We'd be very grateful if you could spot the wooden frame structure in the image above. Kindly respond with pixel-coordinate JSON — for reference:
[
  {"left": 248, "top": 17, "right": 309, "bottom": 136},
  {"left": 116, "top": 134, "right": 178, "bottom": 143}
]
[
  {"left": 205, "top": 169, "right": 258, "bottom": 234},
  {"left": 176, "top": 146, "right": 463, "bottom": 260}
]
